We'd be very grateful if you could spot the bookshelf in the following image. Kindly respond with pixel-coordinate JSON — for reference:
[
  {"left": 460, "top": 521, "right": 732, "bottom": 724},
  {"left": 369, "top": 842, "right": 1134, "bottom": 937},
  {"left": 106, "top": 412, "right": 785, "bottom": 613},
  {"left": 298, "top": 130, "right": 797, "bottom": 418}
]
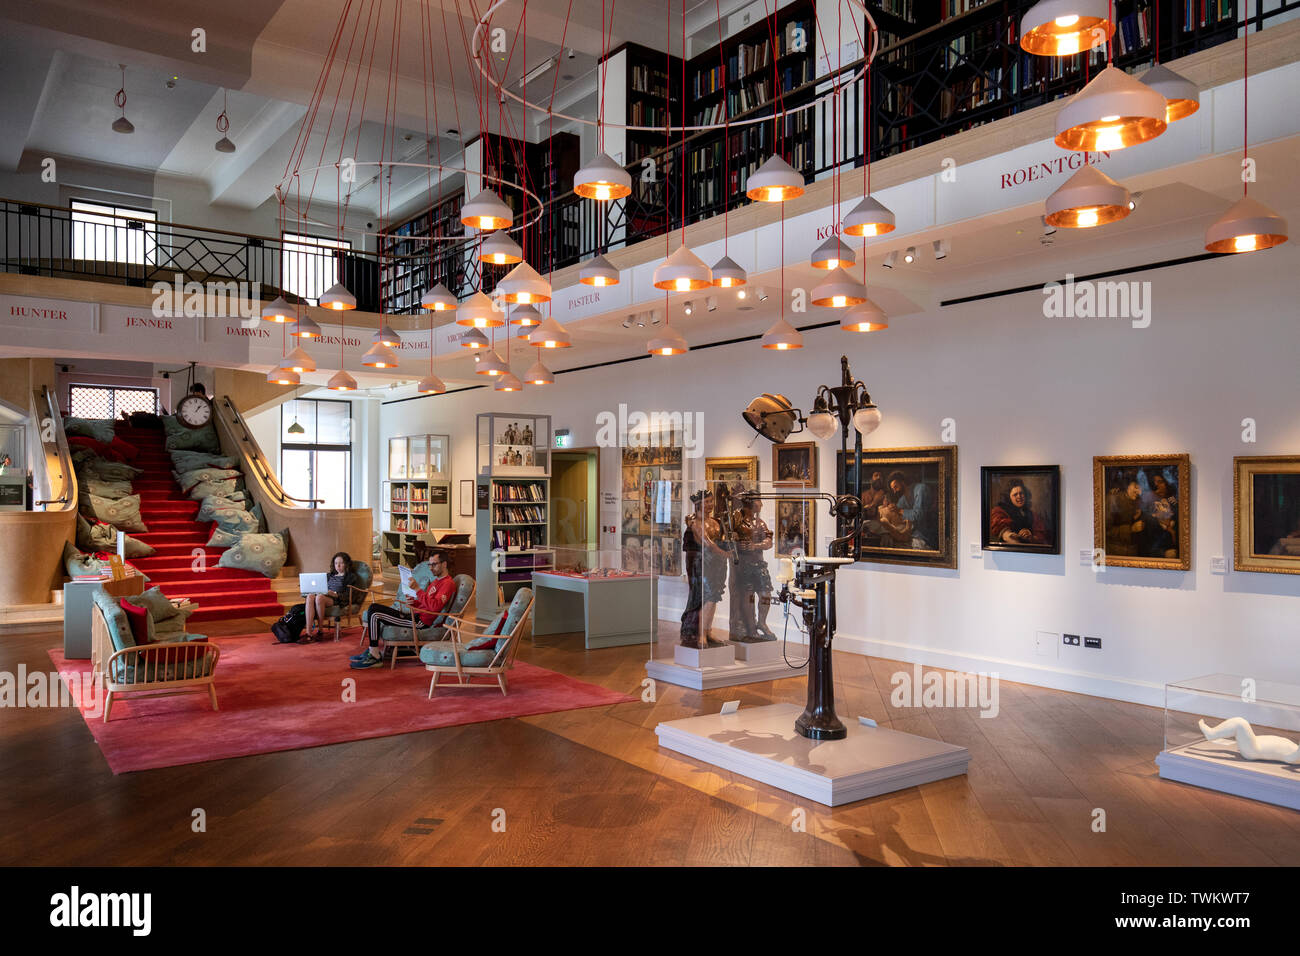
[
  {"left": 385, "top": 434, "right": 451, "bottom": 533},
  {"left": 475, "top": 412, "right": 553, "bottom": 620},
  {"left": 378, "top": 192, "right": 464, "bottom": 315}
]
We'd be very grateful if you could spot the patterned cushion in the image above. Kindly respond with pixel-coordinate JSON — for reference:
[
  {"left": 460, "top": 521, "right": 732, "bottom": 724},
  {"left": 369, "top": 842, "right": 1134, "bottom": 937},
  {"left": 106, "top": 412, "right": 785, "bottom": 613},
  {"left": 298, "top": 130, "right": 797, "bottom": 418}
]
[
  {"left": 63, "top": 540, "right": 103, "bottom": 577},
  {"left": 63, "top": 417, "right": 116, "bottom": 443},
  {"left": 197, "top": 494, "right": 247, "bottom": 522},
  {"left": 80, "top": 493, "right": 148, "bottom": 533},
  {"left": 177, "top": 466, "right": 242, "bottom": 493},
  {"left": 188, "top": 478, "right": 240, "bottom": 501},
  {"left": 169, "top": 450, "right": 238, "bottom": 473},
  {"left": 133, "top": 586, "right": 189, "bottom": 624},
  {"left": 418, "top": 641, "right": 498, "bottom": 669},
  {"left": 81, "top": 477, "right": 133, "bottom": 500},
  {"left": 81, "top": 460, "right": 142, "bottom": 482},
  {"left": 207, "top": 527, "right": 244, "bottom": 548},
  {"left": 210, "top": 507, "right": 259, "bottom": 535},
  {"left": 75, "top": 515, "right": 151, "bottom": 556},
  {"left": 217, "top": 533, "right": 287, "bottom": 577},
  {"left": 162, "top": 415, "right": 222, "bottom": 453},
  {"left": 250, "top": 502, "right": 267, "bottom": 533}
]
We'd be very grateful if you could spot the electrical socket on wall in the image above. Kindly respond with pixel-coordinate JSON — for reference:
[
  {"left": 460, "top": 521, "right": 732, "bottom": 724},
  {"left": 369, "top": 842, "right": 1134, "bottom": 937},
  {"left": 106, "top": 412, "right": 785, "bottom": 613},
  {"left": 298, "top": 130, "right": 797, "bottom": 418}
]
[
  {"left": 1063, "top": 633, "right": 1081, "bottom": 646},
  {"left": 1084, "top": 636, "right": 1102, "bottom": 649},
  {"left": 1035, "top": 630, "right": 1060, "bottom": 659}
]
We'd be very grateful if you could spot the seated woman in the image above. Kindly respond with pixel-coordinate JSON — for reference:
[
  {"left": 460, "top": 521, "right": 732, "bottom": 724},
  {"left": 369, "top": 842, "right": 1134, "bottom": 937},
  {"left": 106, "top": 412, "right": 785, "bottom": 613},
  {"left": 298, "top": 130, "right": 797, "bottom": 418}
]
[{"left": 305, "top": 551, "right": 359, "bottom": 640}]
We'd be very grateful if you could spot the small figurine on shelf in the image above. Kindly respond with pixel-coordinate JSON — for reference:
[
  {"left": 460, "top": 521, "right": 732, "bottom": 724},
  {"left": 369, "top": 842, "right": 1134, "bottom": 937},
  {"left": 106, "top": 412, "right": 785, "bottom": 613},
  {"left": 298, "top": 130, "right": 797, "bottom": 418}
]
[
  {"left": 524, "top": 447, "right": 534, "bottom": 467},
  {"left": 521, "top": 424, "right": 533, "bottom": 446}
]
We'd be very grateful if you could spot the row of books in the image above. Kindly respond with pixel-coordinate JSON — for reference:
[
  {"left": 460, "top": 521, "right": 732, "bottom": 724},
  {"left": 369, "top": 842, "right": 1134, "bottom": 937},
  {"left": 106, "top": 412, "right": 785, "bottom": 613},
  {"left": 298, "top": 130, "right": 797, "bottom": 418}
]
[
  {"left": 942, "top": 0, "right": 993, "bottom": 20},
  {"left": 630, "top": 63, "right": 673, "bottom": 98},
  {"left": 691, "top": 62, "right": 814, "bottom": 125},
  {"left": 490, "top": 527, "right": 546, "bottom": 550},
  {"left": 878, "top": 0, "right": 916, "bottom": 21},
  {"left": 494, "top": 504, "right": 546, "bottom": 524},
  {"left": 1114, "top": 5, "right": 1153, "bottom": 56},
  {"left": 1184, "top": 0, "right": 1234, "bottom": 31},
  {"left": 493, "top": 481, "right": 545, "bottom": 502},
  {"left": 687, "top": 111, "right": 812, "bottom": 177},
  {"left": 392, "top": 517, "right": 428, "bottom": 532},
  {"left": 630, "top": 101, "right": 672, "bottom": 127}
]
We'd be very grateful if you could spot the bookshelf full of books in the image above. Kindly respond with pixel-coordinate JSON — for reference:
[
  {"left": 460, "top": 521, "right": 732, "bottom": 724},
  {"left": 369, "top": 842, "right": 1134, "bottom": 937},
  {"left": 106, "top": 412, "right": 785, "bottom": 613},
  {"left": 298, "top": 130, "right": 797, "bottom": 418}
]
[
  {"left": 386, "top": 434, "right": 451, "bottom": 534},
  {"left": 378, "top": 191, "right": 465, "bottom": 314}
]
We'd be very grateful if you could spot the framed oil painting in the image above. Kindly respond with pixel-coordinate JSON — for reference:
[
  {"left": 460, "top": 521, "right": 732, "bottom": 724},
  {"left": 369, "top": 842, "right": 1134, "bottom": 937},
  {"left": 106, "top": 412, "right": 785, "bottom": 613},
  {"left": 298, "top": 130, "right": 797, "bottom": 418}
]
[
  {"left": 773, "top": 441, "right": 817, "bottom": 487},
  {"left": 836, "top": 446, "right": 958, "bottom": 569},
  {"left": 775, "top": 498, "right": 815, "bottom": 557},
  {"left": 1234, "top": 455, "right": 1300, "bottom": 574},
  {"left": 980, "top": 465, "right": 1061, "bottom": 554},
  {"left": 1093, "top": 454, "right": 1191, "bottom": 570},
  {"left": 704, "top": 456, "right": 759, "bottom": 492}
]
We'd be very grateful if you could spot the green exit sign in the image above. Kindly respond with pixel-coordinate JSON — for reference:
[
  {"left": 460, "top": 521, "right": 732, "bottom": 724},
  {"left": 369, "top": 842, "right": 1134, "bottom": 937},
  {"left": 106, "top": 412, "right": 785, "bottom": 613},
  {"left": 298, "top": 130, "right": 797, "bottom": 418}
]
[{"left": 554, "top": 430, "right": 572, "bottom": 448}]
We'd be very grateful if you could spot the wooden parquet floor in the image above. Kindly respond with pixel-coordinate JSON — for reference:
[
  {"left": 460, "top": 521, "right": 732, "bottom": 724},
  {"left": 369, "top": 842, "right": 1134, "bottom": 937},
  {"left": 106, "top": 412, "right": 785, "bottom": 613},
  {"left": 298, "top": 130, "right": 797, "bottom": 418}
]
[{"left": 1, "top": 617, "right": 1296, "bottom": 866}]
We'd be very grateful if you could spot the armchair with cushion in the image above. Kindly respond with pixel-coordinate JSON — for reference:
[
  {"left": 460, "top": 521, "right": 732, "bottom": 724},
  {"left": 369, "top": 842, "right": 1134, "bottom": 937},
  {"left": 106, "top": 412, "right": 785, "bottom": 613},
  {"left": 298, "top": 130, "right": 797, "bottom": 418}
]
[
  {"left": 326, "top": 560, "right": 374, "bottom": 640},
  {"left": 419, "top": 587, "right": 532, "bottom": 697},
  {"left": 89, "top": 588, "right": 219, "bottom": 722},
  {"left": 372, "top": 573, "right": 476, "bottom": 668}
]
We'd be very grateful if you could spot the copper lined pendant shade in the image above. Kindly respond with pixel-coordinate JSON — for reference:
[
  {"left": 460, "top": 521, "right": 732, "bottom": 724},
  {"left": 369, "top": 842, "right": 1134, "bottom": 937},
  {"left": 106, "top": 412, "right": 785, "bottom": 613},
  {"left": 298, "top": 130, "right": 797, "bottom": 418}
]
[
  {"left": 841, "top": 298, "right": 889, "bottom": 332},
  {"left": 456, "top": 290, "right": 505, "bottom": 328},
  {"left": 1019, "top": 0, "right": 1114, "bottom": 56},
  {"left": 1204, "top": 197, "right": 1289, "bottom": 253},
  {"left": 1139, "top": 63, "right": 1200, "bottom": 122},
  {"left": 760, "top": 318, "right": 803, "bottom": 350},
  {"left": 460, "top": 190, "right": 513, "bottom": 231},
  {"left": 810, "top": 267, "right": 869, "bottom": 308},
  {"left": 573, "top": 151, "right": 632, "bottom": 201},
  {"left": 1044, "top": 164, "right": 1131, "bottom": 228},
  {"left": 479, "top": 231, "right": 523, "bottom": 265},
  {"left": 652, "top": 245, "right": 712, "bottom": 291},
  {"left": 1054, "top": 66, "right": 1167, "bottom": 152},
  {"left": 497, "top": 262, "right": 552, "bottom": 304},
  {"left": 745, "top": 155, "right": 804, "bottom": 203},
  {"left": 842, "top": 196, "right": 896, "bottom": 237}
]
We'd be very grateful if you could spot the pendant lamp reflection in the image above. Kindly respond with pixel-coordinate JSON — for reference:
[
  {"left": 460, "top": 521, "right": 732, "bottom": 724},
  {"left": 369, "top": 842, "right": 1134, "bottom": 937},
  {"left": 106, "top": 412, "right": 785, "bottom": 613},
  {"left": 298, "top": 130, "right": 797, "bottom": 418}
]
[
  {"left": 1055, "top": 66, "right": 1167, "bottom": 152},
  {"left": 1044, "top": 164, "right": 1131, "bottom": 228},
  {"left": 573, "top": 151, "right": 632, "bottom": 201},
  {"left": 745, "top": 155, "right": 804, "bottom": 203},
  {"left": 1019, "top": 0, "right": 1114, "bottom": 56}
]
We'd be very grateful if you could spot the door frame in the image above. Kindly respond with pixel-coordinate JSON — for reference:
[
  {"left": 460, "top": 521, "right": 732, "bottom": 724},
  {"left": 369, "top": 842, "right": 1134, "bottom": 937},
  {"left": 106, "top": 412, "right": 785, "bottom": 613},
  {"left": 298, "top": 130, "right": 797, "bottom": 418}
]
[{"left": 550, "top": 446, "right": 600, "bottom": 550}]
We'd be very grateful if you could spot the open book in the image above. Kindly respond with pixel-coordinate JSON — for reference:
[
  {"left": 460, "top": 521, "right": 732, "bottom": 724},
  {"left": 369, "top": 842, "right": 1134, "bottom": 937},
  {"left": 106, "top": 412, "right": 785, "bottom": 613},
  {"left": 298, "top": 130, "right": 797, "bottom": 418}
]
[{"left": 398, "top": 565, "right": 418, "bottom": 600}]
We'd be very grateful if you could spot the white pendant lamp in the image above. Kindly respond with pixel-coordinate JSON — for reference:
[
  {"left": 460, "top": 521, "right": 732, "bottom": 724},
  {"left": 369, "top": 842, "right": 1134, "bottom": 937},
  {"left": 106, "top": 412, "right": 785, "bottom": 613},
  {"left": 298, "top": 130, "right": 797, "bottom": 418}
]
[
  {"left": 1205, "top": 196, "right": 1289, "bottom": 253},
  {"left": 112, "top": 66, "right": 134, "bottom": 134},
  {"left": 510, "top": 303, "right": 542, "bottom": 327},
  {"left": 1045, "top": 164, "right": 1131, "bottom": 228},
  {"left": 290, "top": 313, "right": 321, "bottom": 338},
  {"left": 262, "top": 296, "right": 293, "bottom": 322},
  {"left": 417, "top": 373, "right": 447, "bottom": 394},
  {"left": 529, "top": 316, "right": 572, "bottom": 349},
  {"left": 578, "top": 254, "right": 620, "bottom": 287},
  {"left": 761, "top": 318, "right": 803, "bottom": 350},
  {"left": 810, "top": 236, "right": 856, "bottom": 270},
  {"left": 319, "top": 282, "right": 357, "bottom": 310},
  {"left": 267, "top": 367, "right": 299, "bottom": 386},
  {"left": 806, "top": 410, "right": 838, "bottom": 440},
  {"left": 1019, "top": 0, "right": 1114, "bottom": 56},
  {"left": 1055, "top": 66, "right": 1167, "bottom": 152},
  {"left": 480, "top": 230, "right": 523, "bottom": 265},
  {"left": 841, "top": 298, "right": 889, "bottom": 332},
  {"left": 745, "top": 155, "right": 804, "bottom": 203},
  {"left": 460, "top": 327, "right": 490, "bottom": 350},
  {"left": 494, "top": 370, "right": 524, "bottom": 392},
  {"left": 475, "top": 349, "right": 508, "bottom": 376},
  {"left": 327, "top": 369, "right": 357, "bottom": 391},
  {"left": 853, "top": 405, "right": 883, "bottom": 436},
  {"left": 525, "top": 359, "right": 554, "bottom": 385},
  {"left": 842, "top": 196, "right": 896, "bottom": 237},
  {"left": 372, "top": 324, "right": 402, "bottom": 347},
  {"left": 420, "top": 283, "right": 458, "bottom": 312},
  {"left": 573, "top": 151, "right": 633, "bottom": 201},
  {"left": 811, "top": 267, "right": 868, "bottom": 308},
  {"left": 456, "top": 290, "right": 505, "bottom": 328},
  {"left": 461, "top": 190, "right": 513, "bottom": 231},
  {"left": 362, "top": 343, "right": 399, "bottom": 368},
  {"left": 653, "top": 244, "right": 712, "bottom": 291},
  {"left": 1139, "top": 64, "right": 1200, "bottom": 122},
  {"left": 711, "top": 255, "right": 747, "bottom": 287},
  {"left": 279, "top": 346, "right": 316, "bottom": 373},
  {"left": 497, "top": 262, "right": 552, "bottom": 304},
  {"left": 647, "top": 325, "right": 688, "bottom": 356}
]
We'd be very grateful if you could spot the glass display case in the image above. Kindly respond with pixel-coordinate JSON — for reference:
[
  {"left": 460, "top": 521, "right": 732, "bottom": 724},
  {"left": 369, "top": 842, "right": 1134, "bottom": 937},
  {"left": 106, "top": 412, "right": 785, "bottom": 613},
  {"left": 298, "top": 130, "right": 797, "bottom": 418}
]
[
  {"left": 529, "top": 547, "right": 656, "bottom": 649},
  {"left": 1158, "top": 673, "right": 1300, "bottom": 810},
  {"left": 476, "top": 412, "right": 550, "bottom": 477},
  {"left": 388, "top": 434, "right": 448, "bottom": 479},
  {"left": 0, "top": 424, "right": 26, "bottom": 511},
  {"left": 384, "top": 434, "right": 451, "bottom": 533}
]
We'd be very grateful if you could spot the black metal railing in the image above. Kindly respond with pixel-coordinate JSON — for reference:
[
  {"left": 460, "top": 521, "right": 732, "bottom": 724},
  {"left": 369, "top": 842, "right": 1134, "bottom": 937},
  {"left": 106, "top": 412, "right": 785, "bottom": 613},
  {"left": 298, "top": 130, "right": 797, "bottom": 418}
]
[{"left": 2, "top": 1, "right": 1290, "bottom": 313}]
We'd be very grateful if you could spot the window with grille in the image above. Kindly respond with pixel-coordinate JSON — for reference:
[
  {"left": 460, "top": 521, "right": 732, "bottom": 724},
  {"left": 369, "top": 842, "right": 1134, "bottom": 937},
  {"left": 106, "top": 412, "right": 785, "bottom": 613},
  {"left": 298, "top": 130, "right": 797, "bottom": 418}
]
[
  {"left": 68, "top": 385, "right": 159, "bottom": 420},
  {"left": 71, "top": 199, "right": 158, "bottom": 264},
  {"left": 282, "top": 232, "right": 352, "bottom": 306}
]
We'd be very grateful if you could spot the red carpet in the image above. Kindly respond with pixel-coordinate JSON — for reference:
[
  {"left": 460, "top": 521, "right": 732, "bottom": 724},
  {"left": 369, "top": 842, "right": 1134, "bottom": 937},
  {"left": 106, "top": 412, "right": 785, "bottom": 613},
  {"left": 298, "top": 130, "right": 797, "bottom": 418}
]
[
  {"left": 50, "top": 636, "right": 633, "bottom": 774},
  {"left": 117, "top": 425, "right": 284, "bottom": 622}
]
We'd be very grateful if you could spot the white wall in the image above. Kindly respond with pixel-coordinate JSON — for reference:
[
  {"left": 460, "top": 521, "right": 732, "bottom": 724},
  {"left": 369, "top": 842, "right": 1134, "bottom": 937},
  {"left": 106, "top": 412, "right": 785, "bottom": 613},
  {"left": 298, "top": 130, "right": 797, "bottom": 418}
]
[{"left": 378, "top": 242, "right": 1300, "bottom": 705}]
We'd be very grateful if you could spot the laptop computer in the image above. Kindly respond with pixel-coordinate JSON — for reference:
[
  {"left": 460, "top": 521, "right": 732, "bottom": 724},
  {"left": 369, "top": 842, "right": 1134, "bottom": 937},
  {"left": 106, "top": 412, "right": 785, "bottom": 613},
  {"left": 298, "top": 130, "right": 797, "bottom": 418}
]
[{"left": 299, "top": 572, "right": 329, "bottom": 594}]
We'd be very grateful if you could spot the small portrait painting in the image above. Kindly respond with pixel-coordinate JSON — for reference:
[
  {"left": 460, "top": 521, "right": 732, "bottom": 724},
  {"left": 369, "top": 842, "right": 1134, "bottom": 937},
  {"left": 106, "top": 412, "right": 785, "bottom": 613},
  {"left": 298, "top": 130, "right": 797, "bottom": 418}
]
[
  {"left": 773, "top": 442, "right": 817, "bottom": 487},
  {"left": 1234, "top": 455, "right": 1300, "bottom": 574},
  {"left": 981, "top": 466, "right": 1060, "bottom": 554},
  {"left": 775, "top": 499, "right": 814, "bottom": 557},
  {"left": 1093, "top": 454, "right": 1191, "bottom": 570}
]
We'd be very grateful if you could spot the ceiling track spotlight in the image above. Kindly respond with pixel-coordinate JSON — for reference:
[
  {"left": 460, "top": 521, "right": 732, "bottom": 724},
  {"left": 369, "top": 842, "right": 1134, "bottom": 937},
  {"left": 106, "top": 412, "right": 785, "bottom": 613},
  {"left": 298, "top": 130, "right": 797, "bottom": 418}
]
[
  {"left": 683, "top": 301, "right": 694, "bottom": 316},
  {"left": 903, "top": 247, "right": 917, "bottom": 264},
  {"left": 882, "top": 251, "right": 898, "bottom": 269},
  {"left": 932, "top": 239, "right": 950, "bottom": 260}
]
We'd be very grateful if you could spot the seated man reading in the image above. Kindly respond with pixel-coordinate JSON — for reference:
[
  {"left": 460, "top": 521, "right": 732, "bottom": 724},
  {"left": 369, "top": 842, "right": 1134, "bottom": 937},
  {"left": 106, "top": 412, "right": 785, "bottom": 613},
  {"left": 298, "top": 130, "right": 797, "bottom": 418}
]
[{"left": 350, "top": 549, "right": 456, "bottom": 669}]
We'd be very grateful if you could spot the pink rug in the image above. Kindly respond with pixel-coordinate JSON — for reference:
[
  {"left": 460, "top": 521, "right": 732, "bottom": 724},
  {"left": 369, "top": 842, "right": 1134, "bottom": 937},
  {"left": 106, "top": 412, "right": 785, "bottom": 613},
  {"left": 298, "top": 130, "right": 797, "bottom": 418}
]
[{"left": 50, "top": 635, "right": 633, "bottom": 774}]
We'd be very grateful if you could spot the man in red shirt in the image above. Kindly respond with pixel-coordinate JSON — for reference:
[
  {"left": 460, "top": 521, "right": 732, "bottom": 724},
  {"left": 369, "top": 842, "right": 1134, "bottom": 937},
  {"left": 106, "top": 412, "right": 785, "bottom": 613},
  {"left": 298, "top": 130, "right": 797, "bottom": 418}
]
[{"left": 351, "top": 549, "right": 457, "bottom": 668}]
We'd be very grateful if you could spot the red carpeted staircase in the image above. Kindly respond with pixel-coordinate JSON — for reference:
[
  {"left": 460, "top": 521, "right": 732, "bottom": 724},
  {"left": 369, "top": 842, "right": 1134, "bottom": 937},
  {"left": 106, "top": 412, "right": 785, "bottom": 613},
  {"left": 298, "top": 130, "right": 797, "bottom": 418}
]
[{"left": 118, "top": 425, "right": 286, "bottom": 624}]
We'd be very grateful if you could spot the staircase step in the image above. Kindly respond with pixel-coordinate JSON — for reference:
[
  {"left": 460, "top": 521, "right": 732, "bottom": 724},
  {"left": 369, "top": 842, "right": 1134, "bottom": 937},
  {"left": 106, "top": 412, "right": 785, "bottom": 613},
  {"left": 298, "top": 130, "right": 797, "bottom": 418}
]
[
  {"left": 143, "top": 569, "right": 265, "bottom": 585},
  {"left": 189, "top": 601, "right": 286, "bottom": 624},
  {"left": 158, "top": 579, "right": 274, "bottom": 599},
  {"left": 140, "top": 544, "right": 227, "bottom": 559}
]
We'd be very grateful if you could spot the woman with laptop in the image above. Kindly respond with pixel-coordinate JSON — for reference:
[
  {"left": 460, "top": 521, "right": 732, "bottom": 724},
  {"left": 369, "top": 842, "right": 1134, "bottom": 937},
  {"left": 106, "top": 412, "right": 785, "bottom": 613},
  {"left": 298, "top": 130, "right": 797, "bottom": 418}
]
[{"left": 303, "top": 551, "right": 359, "bottom": 640}]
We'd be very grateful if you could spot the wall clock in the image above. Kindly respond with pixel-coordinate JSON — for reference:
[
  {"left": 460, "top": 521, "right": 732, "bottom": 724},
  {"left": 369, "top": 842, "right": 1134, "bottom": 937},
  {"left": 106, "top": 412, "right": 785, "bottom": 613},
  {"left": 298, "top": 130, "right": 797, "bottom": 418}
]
[{"left": 176, "top": 393, "right": 213, "bottom": 429}]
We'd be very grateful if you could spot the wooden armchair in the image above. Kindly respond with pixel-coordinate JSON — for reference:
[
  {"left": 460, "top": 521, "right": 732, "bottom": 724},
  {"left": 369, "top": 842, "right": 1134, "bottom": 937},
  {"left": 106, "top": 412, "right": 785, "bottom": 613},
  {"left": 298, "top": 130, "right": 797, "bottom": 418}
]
[
  {"left": 421, "top": 587, "right": 533, "bottom": 697},
  {"left": 327, "top": 560, "right": 375, "bottom": 641},
  {"left": 373, "top": 574, "right": 476, "bottom": 668}
]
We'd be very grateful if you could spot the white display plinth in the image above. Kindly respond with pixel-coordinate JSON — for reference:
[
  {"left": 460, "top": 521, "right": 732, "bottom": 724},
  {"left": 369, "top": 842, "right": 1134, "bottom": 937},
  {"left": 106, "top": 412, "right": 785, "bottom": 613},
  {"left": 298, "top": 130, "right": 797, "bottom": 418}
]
[
  {"left": 674, "top": 642, "right": 735, "bottom": 668},
  {"left": 730, "top": 638, "right": 783, "bottom": 663},
  {"left": 1156, "top": 740, "right": 1300, "bottom": 811},
  {"left": 647, "top": 654, "right": 804, "bottom": 690},
  {"left": 656, "top": 703, "right": 970, "bottom": 806}
]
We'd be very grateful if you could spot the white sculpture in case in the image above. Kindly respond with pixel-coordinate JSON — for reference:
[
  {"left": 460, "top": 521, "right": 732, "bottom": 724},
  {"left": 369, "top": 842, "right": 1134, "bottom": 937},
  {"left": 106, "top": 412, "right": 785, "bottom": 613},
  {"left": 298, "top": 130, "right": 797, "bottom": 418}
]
[{"left": 1199, "top": 717, "right": 1300, "bottom": 763}]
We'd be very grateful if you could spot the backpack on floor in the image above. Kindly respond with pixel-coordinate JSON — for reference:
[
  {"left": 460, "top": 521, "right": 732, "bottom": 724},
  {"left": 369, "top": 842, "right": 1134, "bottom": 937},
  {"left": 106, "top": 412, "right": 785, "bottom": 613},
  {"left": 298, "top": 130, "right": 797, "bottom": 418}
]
[{"left": 272, "top": 603, "right": 308, "bottom": 643}]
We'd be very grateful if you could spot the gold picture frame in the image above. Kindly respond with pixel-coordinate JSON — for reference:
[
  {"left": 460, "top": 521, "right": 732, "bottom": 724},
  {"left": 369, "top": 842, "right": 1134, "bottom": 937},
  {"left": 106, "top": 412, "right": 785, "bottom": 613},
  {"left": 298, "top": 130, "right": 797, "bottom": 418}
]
[
  {"left": 704, "top": 456, "right": 759, "bottom": 489},
  {"left": 773, "top": 441, "right": 817, "bottom": 487},
  {"left": 1233, "top": 455, "right": 1300, "bottom": 574},
  {"left": 835, "top": 446, "right": 958, "bottom": 569},
  {"left": 1092, "top": 454, "right": 1191, "bottom": 570}
]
